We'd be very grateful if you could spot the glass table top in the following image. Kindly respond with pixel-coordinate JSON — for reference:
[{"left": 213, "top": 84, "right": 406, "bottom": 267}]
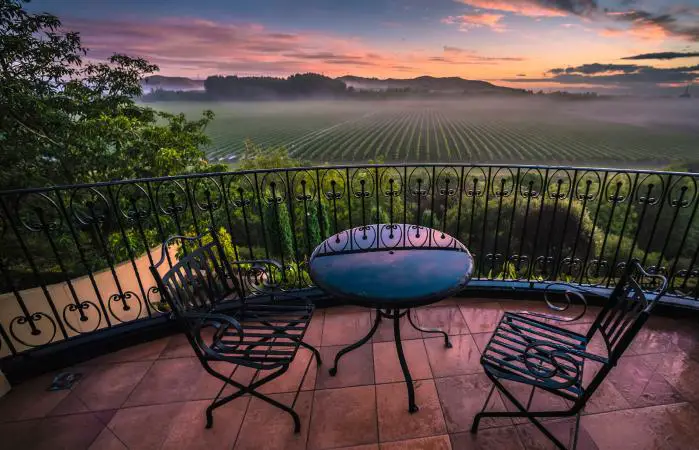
[{"left": 309, "top": 224, "right": 474, "bottom": 308}]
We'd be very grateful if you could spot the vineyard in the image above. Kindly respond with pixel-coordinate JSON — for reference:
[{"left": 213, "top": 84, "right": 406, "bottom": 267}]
[{"left": 151, "top": 100, "right": 699, "bottom": 165}]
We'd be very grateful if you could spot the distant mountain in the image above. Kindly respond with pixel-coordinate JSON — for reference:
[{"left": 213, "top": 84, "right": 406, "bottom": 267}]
[
  {"left": 337, "top": 75, "right": 526, "bottom": 95},
  {"left": 141, "top": 74, "right": 526, "bottom": 95},
  {"left": 141, "top": 75, "right": 205, "bottom": 93}
]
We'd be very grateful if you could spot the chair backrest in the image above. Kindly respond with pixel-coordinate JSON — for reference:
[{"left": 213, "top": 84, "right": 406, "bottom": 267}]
[
  {"left": 586, "top": 260, "right": 667, "bottom": 364},
  {"left": 150, "top": 229, "right": 241, "bottom": 321},
  {"left": 577, "top": 260, "right": 667, "bottom": 409}
]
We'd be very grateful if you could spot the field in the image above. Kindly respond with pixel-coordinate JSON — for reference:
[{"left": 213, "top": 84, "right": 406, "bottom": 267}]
[{"left": 150, "top": 99, "right": 699, "bottom": 166}]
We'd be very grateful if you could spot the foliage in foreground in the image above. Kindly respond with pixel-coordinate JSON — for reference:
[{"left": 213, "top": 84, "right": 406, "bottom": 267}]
[{"left": 0, "top": 0, "right": 225, "bottom": 191}]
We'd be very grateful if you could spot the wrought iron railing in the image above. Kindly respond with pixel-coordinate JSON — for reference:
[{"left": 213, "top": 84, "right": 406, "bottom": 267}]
[{"left": 1, "top": 164, "right": 698, "bottom": 359}]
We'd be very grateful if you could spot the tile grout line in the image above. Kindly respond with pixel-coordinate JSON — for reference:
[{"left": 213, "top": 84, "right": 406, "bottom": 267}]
[
  {"left": 305, "top": 310, "right": 325, "bottom": 450},
  {"left": 229, "top": 394, "right": 252, "bottom": 450},
  {"left": 413, "top": 336, "right": 450, "bottom": 444},
  {"left": 455, "top": 302, "right": 474, "bottom": 335}
]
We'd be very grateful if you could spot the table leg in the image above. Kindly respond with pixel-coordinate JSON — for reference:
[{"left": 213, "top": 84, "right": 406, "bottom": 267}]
[
  {"left": 393, "top": 308, "right": 418, "bottom": 413},
  {"left": 407, "top": 309, "right": 452, "bottom": 348},
  {"left": 329, "top": 309, "right": 381, "bottom": 376}
]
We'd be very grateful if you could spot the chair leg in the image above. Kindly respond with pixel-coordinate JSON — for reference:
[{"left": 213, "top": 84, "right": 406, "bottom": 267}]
[
  {"left": 202, "top": 364, "right": 303, "bottom": 432},
  {"left": 471, "top": 383, "right": 495, "bottom": 433},
  {"left": 247, "top": 387, "right": 302, "bottom": 433},
  {"left": 481, "top": 377, "right": 572, "bottom": 450},
  {"left": 571, "top": 412, "right": 581, "bottom": 450},
  {"left": 407, "top": 308, "right": 452, "bottom": 348},
  {"left": 329, "top": 309, "right": 381, "bottom": 376}
]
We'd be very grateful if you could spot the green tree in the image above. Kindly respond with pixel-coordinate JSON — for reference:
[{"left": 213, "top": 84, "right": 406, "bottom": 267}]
[
  {"left": 306, "top": 202, "right": 331, "bottom": 249},
  {"left": 264, "top": 202, "right": 294, "bottom": 260},
  {"left": 0, "top": 0, "right": 225, "bottom": 190}
]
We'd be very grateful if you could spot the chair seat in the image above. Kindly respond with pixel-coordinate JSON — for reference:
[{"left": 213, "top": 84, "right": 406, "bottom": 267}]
[
  {"left": 481, "top": 312, "right": 589, "bottom": 400},
  {"left": 211, "top": 302, "right": 314, "bottom": 368}
]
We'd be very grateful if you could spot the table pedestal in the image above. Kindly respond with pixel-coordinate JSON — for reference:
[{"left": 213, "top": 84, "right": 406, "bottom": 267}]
[{"left": 329, "top": 308, "right": 452, "bottom": 413}]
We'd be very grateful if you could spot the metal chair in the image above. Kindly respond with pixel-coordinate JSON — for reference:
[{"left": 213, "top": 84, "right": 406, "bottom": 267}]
[
  {"left": 471, "top": 261, "right": 668, "bottom": 450},
  {"left": 150, "top": 228, "right": 321, "bottom": 432}
]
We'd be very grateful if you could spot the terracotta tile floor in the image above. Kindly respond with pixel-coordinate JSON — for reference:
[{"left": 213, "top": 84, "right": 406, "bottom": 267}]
[{"left": 2, "top": 298, "right": 699, "bottom": 449}]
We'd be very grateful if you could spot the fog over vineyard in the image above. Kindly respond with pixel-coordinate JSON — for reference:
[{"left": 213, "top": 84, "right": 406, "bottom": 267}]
[{"left": 152, "top": 98, "right": 699, "bottom": 167}]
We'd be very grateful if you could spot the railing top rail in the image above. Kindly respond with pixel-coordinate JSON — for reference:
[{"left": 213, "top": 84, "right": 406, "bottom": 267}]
[{"left": 1, "top": 163, "right": 697, "bottom": 196}]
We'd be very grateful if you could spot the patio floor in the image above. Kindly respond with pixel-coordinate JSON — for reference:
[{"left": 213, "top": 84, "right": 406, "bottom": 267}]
[{"left": 1, "top": 297, "right": 699, "bottom": 449}]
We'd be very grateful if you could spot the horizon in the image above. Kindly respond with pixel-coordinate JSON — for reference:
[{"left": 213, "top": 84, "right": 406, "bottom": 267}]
[{"left": 26, "top": 0, "right": 699, "bottom": 94}]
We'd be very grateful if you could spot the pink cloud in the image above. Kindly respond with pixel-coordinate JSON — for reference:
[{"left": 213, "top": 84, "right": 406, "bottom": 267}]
[
  {"left": 63, "top": 17, "right": 525, "bottom": 78},
  {"left": 442, "top": 12, "right": 506, "bottom": 32},
  {"left": 454, "top": 0, "right": 568, "bottom": 18}
]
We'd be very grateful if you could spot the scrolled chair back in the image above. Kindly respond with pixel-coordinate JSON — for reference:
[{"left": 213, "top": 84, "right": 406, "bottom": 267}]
[
  {"left": 589, "top": 260, "right": 668, "bottom": 363},
  {"left": 150, "top": 229, "right": 241, "bottom": 320}
]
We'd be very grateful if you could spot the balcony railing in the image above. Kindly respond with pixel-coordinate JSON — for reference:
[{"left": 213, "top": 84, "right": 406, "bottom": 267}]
[{"left": 1, "top": 163, "right": 698, "bottom": 360}]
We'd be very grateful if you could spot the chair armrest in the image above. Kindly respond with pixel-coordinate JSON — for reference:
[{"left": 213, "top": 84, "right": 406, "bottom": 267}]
[
  {"left": 229, "top": 259, "right": 312, "bottom": 303},
  {"left": 518, "top": 282, "right": 593, "bottom": 323},
  {"left": 184, "top": 312, "right": 244, "bottom": 360}
]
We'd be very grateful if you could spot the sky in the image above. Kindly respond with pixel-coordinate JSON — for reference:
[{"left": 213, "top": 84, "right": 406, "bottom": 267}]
[{"left": 26, "top": 0, "right": 699, "bottom": 92}]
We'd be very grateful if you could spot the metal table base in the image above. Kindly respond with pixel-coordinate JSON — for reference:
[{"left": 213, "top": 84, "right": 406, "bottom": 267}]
[{"left": 329, "top": 308, "right": 452, "bottom": 413}]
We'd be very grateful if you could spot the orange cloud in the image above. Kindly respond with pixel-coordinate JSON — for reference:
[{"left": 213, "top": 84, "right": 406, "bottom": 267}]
[
  {"left": 442, "top": 12, "right": 506, "bottom": 32},
  {"left": 599, "top": 24, "right": 668, "bottom": 41}
]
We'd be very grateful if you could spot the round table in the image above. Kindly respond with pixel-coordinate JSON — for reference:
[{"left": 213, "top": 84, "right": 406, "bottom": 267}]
[{"left": 309, "top": 223, "right": 474, "bottom": 412}]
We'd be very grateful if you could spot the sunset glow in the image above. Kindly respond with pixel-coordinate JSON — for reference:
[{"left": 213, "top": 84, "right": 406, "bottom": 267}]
[{"left": 28, "top": 0, "right": 699, "bottom": 91}]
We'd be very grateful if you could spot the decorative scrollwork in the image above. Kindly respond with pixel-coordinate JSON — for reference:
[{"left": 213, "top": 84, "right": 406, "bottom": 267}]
[
  {"left": 292, "top": 171, "right": 317, "bottom": 202},
  {"left": 463, "top": 167, "right": 486, "bottom": 198},
  {"left": 116, "top": 183, "right": 152, "bottom": 222},
  {"left": 584, "top": 258, "right": 610, "bottom": 285},
  {"left": 351, "top": 168, "right": 374, "bottom": 199},
  {"left": 667, "top": 176, "right": 696, "bottom": 208},
  {"left": 321, "top": 169, "right": 346, "bottom": 201},
  {"left": 9, "top": 312, "right": 57, "bottom": 347},
  {"left": 155, "top": 181, "right": 188, "bottom": 217},
  {"left": 379, "top": 223, "right": 403, "bottom": 246},
  {"left": 408, "top": 167, "right": 431, "bottom": 198},
  {"left": 380, "top": 167, "right": 403, "bottom": 198},
  {"left": 108, "top": 291, "right": 144, "bottom": 323},
  {"left": 507, "top": 254, "right": 531, "bottom": 279},
  {"left": 558, "top": 257, "right": 584, "bottom": 280},
  {"left": 519, "top": 168, "right": 543, "bottom": 199},
  {"left": 146, "top": 285, "right": 170, "bottom": 313},
  {"left": 491, "top": 168, "right": 515, "bottom": 198},
  {"left": 522, "top": 342, "right": 581, "bottom": 389},
  {"left": 670, "top": 268, "right": 698, "bottom": 297},
  {"left": 69, "top": 187, "right": 111, "bottom": 226},
  {"left": 546, "top": 170, "right": 572, "bottom": 201},
  {"left": 575, "top": 171, "right": 602, "bottom": 201},
  {"left": 192, "top": 177, "right": 223, "bottom": 212},
  {"left": 533, "top": 255, "right": 555, "bottom": 280},
  {"left": 436, "top": 167, "right": 459, "bottom": 196},
  {"left": 521, "top": 282, "right": 590, "bottom": 322},
  {"left": 16, "top": 193, "right": 63, "bottom": 232},
  {"left": 62, "top": 301, "right": 102, "bottom": 334},
  {"left": 635, "top": 173, "right": 665, "bottom": 206},
  {"left": 226, "top": 174, "right": 256, "bottom": 209},
  {"left": 261, "top": 172, "right": 287, "bottom": 205},
  {"left": 353, "top": 224, "right": 377, "bottom": 248},
  {"left": 485, "top": 253, "right": 504, "bottom": 276},
  {"left": 238, "top": 260, "right": 299, "bottom": 295}
]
